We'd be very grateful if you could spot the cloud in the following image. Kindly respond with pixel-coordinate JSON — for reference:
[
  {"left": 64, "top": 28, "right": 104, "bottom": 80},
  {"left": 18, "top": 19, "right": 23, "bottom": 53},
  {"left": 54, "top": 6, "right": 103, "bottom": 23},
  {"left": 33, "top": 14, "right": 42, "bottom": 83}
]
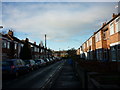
[
  {"left": 0, "top": 1, "right": 2, "bottom": 25},
  {"left": 2, "top": 2, "right": 117, "bottom": 43},
  {"left": 2, "top": 0, "right": 119, "bottom": 2}
]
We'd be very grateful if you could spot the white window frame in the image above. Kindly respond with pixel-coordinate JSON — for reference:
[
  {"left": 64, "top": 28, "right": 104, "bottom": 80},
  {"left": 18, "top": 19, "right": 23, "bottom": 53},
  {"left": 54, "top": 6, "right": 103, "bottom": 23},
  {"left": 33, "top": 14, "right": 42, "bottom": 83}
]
[
  {"left": 14, "top": 43, "right": 17, "bottom": 50},
  {"left": 87, "top": 41, "right": 89, "bottom": 47},
  {"left": 89, "top": 38, "right": 92, "bottom": 46},
  {"left": 83, "top": 44, "right": 85, "bottom": 49},
  {"left": 2, "top": 40, "right": 7, "bottom": 48},
  {"left": 7, "top": 42, "right": 10, "bottom": 49},
  {"left": 21, "top": 44, "right": 24, "bottom": 47},
  {"left": 115, "top": 17, "right": 120, "bottom": 33},
  {"left": 95, "top": 32, "right": 101, "bottom": 42},
  {"left": 110, "top": 22, "right": 114, "bottom": 35},
  {"left": 38, "top": 48, "right": 39, "bottom": 52},
  {"left": 95, "top": 34, "right": 98, "bottom": 42}
]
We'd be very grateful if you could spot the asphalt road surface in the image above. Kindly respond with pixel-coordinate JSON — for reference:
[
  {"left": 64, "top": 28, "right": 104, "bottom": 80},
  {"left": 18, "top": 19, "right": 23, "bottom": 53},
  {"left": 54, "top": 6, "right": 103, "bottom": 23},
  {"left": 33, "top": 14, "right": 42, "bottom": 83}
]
[{"left": 2, "top": 60, "right": 64, "bottom": 89}]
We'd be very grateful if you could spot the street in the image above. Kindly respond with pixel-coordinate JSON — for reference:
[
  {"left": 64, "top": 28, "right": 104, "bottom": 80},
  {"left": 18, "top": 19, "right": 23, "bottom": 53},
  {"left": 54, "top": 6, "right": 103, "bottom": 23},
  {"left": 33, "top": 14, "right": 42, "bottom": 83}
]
[
  {"left": 1, "top": 2, "right": 120, "bottom": 89},
  {"left": 2, "top": 60, "right": 64, "bottom": 89}
]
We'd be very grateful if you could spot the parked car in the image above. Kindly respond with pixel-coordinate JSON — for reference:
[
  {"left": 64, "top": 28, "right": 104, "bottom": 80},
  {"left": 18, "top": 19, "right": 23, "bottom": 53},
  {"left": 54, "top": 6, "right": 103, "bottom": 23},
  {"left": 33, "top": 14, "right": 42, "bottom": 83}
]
[
  {"left": 2, "top": 59, "right": 29, "bottom": 78},
  {"left": 39, "top": 59, "right": 46, "bottom": 66},
  {"left": 2, "top": 61, "right": 11, "bottom": 78},
  {"left": 36, "top": 59, "right": 46, "bottom": 66},
  {"left": 34, "top": 60, "right": 40, "bottom": 69},
  {"left": 52, "top": 57, "right": 57, "bottom": 62},
  {"left": 24, "top": 60, "right": 36, "bottom": 71},
  {"left": 48, "top": 58, "right": 54, "bottom": 63},
  {"left": 44, "top": 58, "right": 50, "bottom": 65}
]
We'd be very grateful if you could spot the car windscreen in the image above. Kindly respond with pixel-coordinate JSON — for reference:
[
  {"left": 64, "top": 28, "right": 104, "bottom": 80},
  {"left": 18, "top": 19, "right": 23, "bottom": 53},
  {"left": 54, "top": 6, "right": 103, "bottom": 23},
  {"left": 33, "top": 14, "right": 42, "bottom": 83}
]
[
  {"left": 35, "top": 61, "right": 38, "bottom": 63},
  {"left": 37, "top": 60, "right": 41, "bottom": 63}
]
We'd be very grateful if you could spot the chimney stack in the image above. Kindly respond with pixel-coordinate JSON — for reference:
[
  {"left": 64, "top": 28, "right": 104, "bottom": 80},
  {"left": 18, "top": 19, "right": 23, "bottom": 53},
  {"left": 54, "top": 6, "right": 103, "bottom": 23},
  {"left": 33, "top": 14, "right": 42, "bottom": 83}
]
[
  {"left": 102, "top": 22, "right": 106, "bottom": 27},
  {"left": 34, "top": 42, "right": 36, "bottom": 45},
  {"left": 112, "top": 13, "right": 117, "bottom": 18},
  {"left": 8, "top": 30, "right": 13, "bottom": 36},
  {"left": 25, "top": 38, "right": 29, "bottom": 42}
]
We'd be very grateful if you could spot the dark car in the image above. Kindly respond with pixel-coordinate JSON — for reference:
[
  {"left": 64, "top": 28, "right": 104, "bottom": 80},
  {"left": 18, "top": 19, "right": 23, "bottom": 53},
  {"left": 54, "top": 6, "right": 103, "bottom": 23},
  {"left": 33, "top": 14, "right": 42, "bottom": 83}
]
[
  {"left": 2, "top": 59, "right": 29, "bottom": 78},
  {"left": 34, "top": 60, "right": 41, "bottom": 69},
  {"left": 2, "top": 61, "right": 11, "bottom": 78},
  {"left": 24, "top": 60, "right": 36, "bottom": 71}
]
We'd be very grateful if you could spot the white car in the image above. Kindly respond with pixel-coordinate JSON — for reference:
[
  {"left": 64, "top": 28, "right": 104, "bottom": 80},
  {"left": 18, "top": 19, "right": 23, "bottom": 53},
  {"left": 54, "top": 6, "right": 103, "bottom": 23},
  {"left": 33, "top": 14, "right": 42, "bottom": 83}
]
[
  {"left": 40, "top": 59, "right": 46, "bottom": 66},
  {"left": 37, "top": 59, "right": 46, "bottom": 66}
]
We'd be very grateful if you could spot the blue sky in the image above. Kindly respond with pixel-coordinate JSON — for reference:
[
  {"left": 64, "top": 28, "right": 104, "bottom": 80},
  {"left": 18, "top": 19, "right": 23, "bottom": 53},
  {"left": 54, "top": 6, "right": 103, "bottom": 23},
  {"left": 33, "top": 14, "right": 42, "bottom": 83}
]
[{"left": 1, "top": 2, "right": 118, "bottom": 51}]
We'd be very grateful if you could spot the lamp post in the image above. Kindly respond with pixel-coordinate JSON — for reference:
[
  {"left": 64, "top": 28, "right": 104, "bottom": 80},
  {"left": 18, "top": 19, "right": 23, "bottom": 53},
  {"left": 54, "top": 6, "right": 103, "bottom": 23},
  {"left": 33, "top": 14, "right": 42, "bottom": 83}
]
[
  {"left": 0, "top": 26, "right": 3, "bottom": 90},
  {"left": 45, "top": 34, "right": 47, "bottom": 59},
  {"left": 0, "top": 26, "right": 3, "bottom": 37}
]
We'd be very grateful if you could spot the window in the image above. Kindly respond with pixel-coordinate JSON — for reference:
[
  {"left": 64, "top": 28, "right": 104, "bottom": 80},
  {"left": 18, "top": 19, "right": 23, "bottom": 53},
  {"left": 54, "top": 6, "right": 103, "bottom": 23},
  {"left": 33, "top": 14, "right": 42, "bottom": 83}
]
[
  {"left": 2, "top": 40, "right": 6, "bottom": 48},
  {"left": 34, "top": 47, "right": 35, "bottom": 52},
  {"left": 118, "top": 45, "right": 120, "bottom": 61},
  {"left": 41, "top": 49, "right": 43, "bottom": 53},
  {"left": 87, "top": 41, "right": 89, "bottom": 47},
  {"left": 111, "top": 46, "right": 117, "bottom": 61},
  {"left": 118, "top": 45, "right": 120, "bottom": 50},
  {"left": 7, "top": 42, "right": 10, "bottom": 49},
  {"left": 34, "top": 47, "right": 38, "bottom": 52},
  {"left": 14, "top": 43, "right": 17, "bottom": 50},
  {"left": 110, "top": 22, "right": 114, "bottom": 35},
  {"left": 83, "top": 44, "right": 85, "bottom": 49},
  {"left": 89, "top": 38, "right": 92, "bottom": 46},
  {"left": 21, "top": 44, "right": 24, "bottom": 47},
  {"left": 38, "top": 48, "right": 39, "bottom": 52},
  {"left": 115, "top": 17, "right": 120, "bottom": 32},
  {"left": 95, "top": 32, "right": 101, "bottom": 42}
]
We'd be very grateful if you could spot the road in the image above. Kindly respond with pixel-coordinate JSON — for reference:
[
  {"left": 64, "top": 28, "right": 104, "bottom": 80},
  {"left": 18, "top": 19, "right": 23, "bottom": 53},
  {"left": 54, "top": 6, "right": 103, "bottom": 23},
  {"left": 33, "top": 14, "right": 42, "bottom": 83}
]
[{"left": 2, "top": 60, "right": 64, "bottom": 89}]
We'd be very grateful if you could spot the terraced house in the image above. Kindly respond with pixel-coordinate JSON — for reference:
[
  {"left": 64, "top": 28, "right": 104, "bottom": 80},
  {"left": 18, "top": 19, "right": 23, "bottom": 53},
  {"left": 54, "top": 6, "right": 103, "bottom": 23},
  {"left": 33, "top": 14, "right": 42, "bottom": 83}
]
[
  {"left": 78, "top": 13, "right": 120, "bottom": 62},
  {"left": 2, "top": 30, "right": 24, "bottom": 60},
  {"left": 109, "top": 14, "right": 120, "bottom": 61},
  {"left": 1, "top": 30, "right": 53, "bottom": 61}
]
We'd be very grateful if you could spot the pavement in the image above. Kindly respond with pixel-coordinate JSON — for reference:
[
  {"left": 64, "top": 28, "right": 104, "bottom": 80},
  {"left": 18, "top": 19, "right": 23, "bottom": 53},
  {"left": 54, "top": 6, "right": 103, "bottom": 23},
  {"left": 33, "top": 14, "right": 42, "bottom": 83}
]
[{"left": 51, "top": 60, "right": 81, "bottom": 89}]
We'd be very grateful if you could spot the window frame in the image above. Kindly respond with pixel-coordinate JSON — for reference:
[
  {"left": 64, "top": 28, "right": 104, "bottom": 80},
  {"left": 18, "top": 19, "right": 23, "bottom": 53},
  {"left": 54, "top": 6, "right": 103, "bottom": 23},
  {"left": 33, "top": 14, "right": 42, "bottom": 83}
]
[
  {"left": 2, "top": 40, "right": 7, "bottom": 48},
  {"left": 110, "top": 22, "right": 115, "bottom": 35},
  {"left": 115, "top": 17, "right": 120, "bottom": 33}
]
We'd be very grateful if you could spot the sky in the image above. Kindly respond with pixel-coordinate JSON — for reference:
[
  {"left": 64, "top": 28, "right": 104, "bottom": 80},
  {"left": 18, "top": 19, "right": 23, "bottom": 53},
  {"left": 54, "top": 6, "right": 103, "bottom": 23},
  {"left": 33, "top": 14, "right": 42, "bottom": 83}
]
[{"left": 1, "top": 1, "right": 118, "bottom": 51}]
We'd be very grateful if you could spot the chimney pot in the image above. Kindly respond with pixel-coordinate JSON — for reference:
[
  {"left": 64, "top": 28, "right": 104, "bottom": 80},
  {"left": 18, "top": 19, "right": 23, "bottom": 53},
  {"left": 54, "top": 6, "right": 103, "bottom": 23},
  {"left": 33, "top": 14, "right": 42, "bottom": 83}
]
[
  {"left": 34, "top": 42, "right": 36, "bottom": 45},
  {"left": 112, "top": 13, "right": 117, "bottom": 18}
]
